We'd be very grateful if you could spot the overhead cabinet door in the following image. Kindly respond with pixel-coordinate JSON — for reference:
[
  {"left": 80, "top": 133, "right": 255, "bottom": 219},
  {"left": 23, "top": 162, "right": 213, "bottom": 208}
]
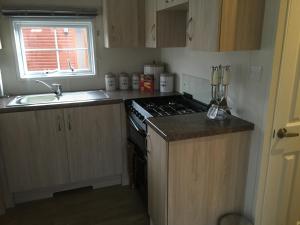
[
  {"left": 103, "top": 0, "right": 145, "bottom": 48},
  {"left": 187, "top": 0, "right": 265, "bottom": 51},
  {"left": 0, "top": 109, "right": 69, "bottom": 192},
  {"left": 64, "top": 104, "right": 123, "bottom": 182}
]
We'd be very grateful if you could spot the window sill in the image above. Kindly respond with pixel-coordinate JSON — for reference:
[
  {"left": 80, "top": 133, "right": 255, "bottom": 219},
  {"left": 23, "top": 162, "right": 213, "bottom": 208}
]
[{"left": 20, "top": 73, "right": 96, "bottom": 79}]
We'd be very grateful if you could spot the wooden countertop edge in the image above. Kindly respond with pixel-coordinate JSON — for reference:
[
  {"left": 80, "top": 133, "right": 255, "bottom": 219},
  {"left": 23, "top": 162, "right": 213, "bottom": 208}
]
[
  {"left": 0, "top": 99, "right": 124, "bottom": 114},
  {"left": 0, "top": 91, "right": 180, "bottom": 114},
  {"left": 146, "top": 116, "right": 255, "bottom": 142}
]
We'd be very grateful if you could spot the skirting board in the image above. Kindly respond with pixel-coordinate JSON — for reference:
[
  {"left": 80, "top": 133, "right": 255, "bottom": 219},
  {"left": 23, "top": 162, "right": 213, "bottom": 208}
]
[{"left": 13, "top": 175, "right": 122, "bottom": 204}]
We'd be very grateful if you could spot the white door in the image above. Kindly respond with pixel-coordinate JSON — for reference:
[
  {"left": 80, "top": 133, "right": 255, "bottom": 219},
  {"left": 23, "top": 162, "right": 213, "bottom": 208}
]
[{"left": 261, "top": 0, "right": 300, "bottom": 224}]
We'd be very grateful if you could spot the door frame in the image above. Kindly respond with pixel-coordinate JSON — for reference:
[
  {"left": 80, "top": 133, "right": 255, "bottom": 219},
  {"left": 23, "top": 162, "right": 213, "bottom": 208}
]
[{"left": 255, "top": 0, "right": 294, "bottom": 224}]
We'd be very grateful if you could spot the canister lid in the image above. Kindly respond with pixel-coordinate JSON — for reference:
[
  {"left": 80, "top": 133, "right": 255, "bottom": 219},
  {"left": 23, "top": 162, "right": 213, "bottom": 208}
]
[
  {"left": 144, "top": 63, "right": 164, "bottom": 68},
  {"left": 160, "top": 73, "right": 174, "bottom": 77},
  {"left": 105, "top": 73, "right": 115, "bottom": 78},
  {"left": 119, "top": 72, "right": 129, "bottom": 77}
]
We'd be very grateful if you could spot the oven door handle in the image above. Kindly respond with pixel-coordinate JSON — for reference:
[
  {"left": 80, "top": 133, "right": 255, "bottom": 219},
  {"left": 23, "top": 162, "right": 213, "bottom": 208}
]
[{"left": 128, "top": 116, "right": 147, "bottom": 137}]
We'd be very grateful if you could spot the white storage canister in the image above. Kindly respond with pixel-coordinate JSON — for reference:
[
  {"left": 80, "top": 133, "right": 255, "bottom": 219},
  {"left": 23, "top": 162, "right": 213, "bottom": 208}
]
[
  {"left": 119, "top": 73, "right": 129, "bottom": 90},
  {"left": 132, "top": 73, "right": 140, "bottom": 90},
  {"left": 160, "top": 73, "right": 174, "bottom": 93},
  {"left": 105, "top": 73, "right": 116, "bottom": 91}
]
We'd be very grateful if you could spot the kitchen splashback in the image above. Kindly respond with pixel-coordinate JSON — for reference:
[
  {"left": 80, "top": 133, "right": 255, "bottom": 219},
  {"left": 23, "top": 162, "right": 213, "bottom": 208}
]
[{"left": 181, "top": 73, "right": 211, "bottom": 104}]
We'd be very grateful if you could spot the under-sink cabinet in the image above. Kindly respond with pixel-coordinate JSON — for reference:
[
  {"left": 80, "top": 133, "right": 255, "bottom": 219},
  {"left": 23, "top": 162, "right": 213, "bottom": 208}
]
[{"left": 0, "top": 104, "right": 123, "bottom": 201}]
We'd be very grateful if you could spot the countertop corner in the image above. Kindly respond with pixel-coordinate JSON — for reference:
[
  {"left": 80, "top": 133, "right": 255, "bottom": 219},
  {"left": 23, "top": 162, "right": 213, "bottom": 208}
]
[{"left": 146, "top": 112, "right": 255, "bottom": 141}]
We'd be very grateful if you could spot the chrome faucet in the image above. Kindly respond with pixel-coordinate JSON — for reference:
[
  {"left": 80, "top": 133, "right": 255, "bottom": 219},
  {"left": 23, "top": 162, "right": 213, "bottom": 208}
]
[{"left": 35, "top": 80, "right": 63, "bottom": 97}]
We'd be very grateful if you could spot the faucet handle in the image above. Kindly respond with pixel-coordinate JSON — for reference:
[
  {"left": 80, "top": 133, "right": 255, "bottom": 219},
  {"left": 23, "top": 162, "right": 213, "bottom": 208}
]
[{"left": 52, "top": 83, "right": 63, "bottom": 96}]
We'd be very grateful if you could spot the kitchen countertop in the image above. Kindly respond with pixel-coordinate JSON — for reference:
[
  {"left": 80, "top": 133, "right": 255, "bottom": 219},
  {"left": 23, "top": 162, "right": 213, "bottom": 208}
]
[
  {"left": 146, "top": 112, "right": 254, "bottom": 141},
  {"left": 0, "top": 90, "right": 179, "bottom": 114}
]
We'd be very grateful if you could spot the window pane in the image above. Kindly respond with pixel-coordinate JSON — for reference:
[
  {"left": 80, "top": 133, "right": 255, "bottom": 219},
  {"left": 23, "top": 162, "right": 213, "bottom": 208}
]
[
  {"left": 59, "top": 50, "right": 90, "bottom": 70},
  {"left": 56, "top": 28, "right": 88, "bottom": 49},
  {"left": 14, "top": 20, "right": 95, "bottom": 78},
  {"left": 25, "top": 51, "right": 58, "bottom": 72},
  {"left": 22, "top": 27, "right": 55, "bottom": 49}
]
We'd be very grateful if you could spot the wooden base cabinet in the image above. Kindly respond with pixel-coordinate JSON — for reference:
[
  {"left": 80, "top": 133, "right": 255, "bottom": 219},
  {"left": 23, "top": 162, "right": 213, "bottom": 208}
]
[
  {"left": 147, "top": 127, "right": 251, "bottom": 225},
  {"left": 64, "top": 104, "right": 122, "bottom": 183},
  {"left": 0, "top": 109, "right": 69, "bottom": 193},
  {"left": 0, "top": 104, "right": 123, "bottom": 196}
]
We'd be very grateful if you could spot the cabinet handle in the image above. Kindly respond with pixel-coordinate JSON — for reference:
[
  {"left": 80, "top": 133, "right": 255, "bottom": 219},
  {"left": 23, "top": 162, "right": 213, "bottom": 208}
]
[
  {"left": 186, "top": 17, "right": 193, "bottom": 41},
  {"left": 68, "top": 114, "right": 72, "bottom": 131},
  {"left": 151, "top": 24, "right": 156, "bottom": 41},
  {"left": 146, "top": 134, "right": 151, "bottom": 154},
  {"left": 57, "top": 116, "right": 62, "bottom": 132}
]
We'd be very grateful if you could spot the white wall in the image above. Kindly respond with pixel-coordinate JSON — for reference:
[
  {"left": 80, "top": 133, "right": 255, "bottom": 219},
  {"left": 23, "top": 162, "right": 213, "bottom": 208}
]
[
  {"left": 160, "top": 0, "right": 280, "bottom": 219},
  {"left": 0, "top": 0, "right": 160, "bottom": 95}
]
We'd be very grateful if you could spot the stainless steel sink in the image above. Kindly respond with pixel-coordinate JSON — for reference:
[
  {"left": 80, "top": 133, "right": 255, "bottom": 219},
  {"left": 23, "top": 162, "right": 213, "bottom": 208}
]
[{"left": 8, "top": 90, "right": 110, "bottom": 107}]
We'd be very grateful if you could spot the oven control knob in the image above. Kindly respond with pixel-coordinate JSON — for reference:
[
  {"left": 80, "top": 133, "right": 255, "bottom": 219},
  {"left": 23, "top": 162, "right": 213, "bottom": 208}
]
[{"left": 138, "top": 114, "right": 144, "bottom": 120}]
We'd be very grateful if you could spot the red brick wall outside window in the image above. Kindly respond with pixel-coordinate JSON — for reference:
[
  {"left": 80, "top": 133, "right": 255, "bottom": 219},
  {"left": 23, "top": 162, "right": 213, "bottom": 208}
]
[{"left": 22, "top": 27, "right": 89, "bottom": 74}]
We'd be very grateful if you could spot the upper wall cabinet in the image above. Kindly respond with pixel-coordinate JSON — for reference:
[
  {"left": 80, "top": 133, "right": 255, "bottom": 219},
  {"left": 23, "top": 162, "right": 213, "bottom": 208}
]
[
  {"left": 103, "top": 0, "right": 145, "bottom": 48},
  {"left": 187, "top": 0, "right": 265, "bottom": 51},
  {"left": 157, "top": 0, "right": 188, "bottom": 11},
  {"left": 145, "top": 0, "right": 187, "bottom": 48}
]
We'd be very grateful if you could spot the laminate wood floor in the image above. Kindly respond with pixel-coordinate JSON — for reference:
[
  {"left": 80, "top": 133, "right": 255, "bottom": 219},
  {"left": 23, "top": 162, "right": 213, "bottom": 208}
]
[{"left": 0, "top": 185, "right": 149, "bottom": 225}]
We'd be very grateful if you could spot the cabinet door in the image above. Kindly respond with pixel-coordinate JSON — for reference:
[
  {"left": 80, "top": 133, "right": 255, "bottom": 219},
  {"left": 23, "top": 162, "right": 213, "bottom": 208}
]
[
  {"left": 145, "top": 0, "right": 157, "bottom": 48},
  {"left": 187, "top": 0, "right": 222, "bottom": 51},
  {"left": 147, "top": 127, "right": 168, "bottom": 225},
  {"left": 0, "top": 110, "right": 69, "bottom": 192},
  {"left": 219, "top": 0, "right": 265, "bottom": 51},
  {"left": 64, "top": 104, "right": 122, "bottom": 182},
  {"left": 103, "top": 0, "right": 145, "bottom": 48}
]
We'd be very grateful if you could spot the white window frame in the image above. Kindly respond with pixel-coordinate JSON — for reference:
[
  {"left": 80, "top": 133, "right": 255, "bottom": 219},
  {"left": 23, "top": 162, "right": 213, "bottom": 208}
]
[{"left": 13, "top": 18, "right": 96, "bottom": 79}]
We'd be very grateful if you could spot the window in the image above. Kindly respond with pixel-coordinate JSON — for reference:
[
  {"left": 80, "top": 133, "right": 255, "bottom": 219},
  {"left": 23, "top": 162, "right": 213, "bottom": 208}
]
[{"left": 13, "top": 19, "right": 95, "bottom": 78}]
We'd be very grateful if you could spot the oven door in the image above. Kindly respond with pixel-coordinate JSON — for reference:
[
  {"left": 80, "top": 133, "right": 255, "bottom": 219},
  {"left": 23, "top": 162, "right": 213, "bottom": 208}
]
[{"left": 128, "top": 115, "right": 147, "bottom": 155}]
